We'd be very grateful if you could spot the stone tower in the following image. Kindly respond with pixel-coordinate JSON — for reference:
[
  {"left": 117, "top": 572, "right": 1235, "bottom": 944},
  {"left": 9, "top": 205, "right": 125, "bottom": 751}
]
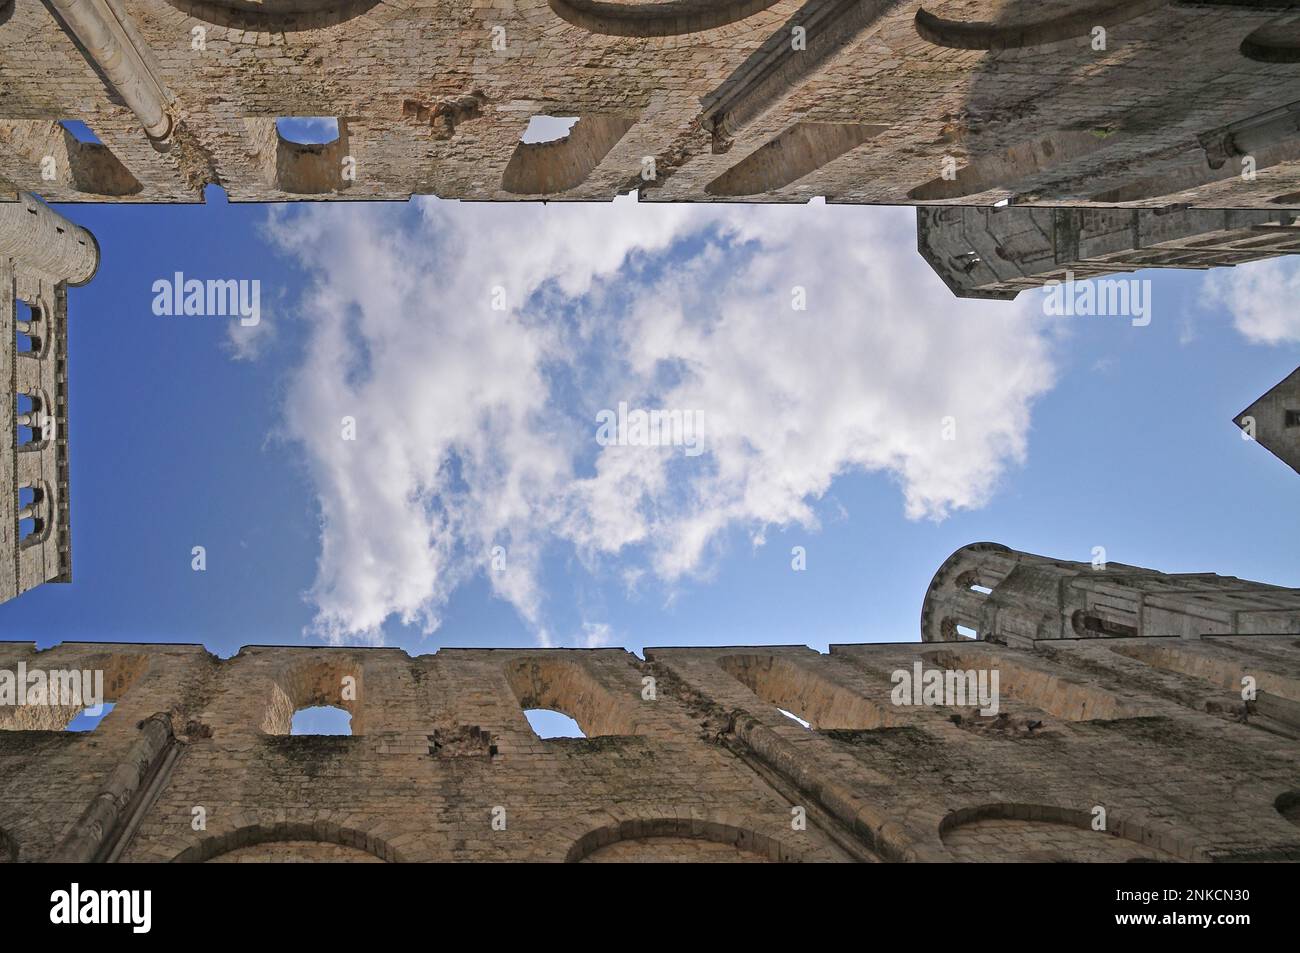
[
  {"left": 917, "top": 205, "right": 1300, "bottom": 300},
  {"left": 921, "top": 542, "right": 1300, "bottom": 647},
  {"left": 0, "top": 193, "right": 99, "bottom": 606},
  {"left": 1236, "top": 365, "right": 1300, "bottom": 476}
]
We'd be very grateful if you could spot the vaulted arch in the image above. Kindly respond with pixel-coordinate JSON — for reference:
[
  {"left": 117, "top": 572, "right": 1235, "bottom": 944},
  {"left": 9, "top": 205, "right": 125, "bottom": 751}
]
[{"left": 547, "top": 0, "right": 784, "bottom": 37}]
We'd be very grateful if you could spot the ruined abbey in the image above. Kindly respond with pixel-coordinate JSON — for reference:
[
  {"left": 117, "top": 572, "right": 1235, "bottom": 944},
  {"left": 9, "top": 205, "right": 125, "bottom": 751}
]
[
  {"left": 9, "top": 1, "right": 1300, "bottom": 288},
  {"left": 2, "top": 1, "right": 1300, "bottom": 863},
  {"left": 0, "top": 543, "right": 1297, "bottom": 863}
]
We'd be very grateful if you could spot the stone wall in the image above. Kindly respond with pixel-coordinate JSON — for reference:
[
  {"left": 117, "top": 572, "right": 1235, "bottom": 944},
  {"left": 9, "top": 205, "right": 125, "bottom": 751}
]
[
  {"left": 7, "top": 1, "right": 1300, "bottom": 208},
  {"left": 1, "top": 595, "right": 1297, "bottom": 861}
]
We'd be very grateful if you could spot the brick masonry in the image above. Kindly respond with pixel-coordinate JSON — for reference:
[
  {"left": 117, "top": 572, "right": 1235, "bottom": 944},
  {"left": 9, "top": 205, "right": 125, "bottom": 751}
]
[{"left": 0, "top": 543, "right": 1297, "bottom": 863}]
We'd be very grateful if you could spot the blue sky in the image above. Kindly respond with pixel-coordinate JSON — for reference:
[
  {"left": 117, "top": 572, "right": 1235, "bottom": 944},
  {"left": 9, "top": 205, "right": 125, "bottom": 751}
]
[{"left": 2, "top": 190, "right": 1297, "bottom": 662}]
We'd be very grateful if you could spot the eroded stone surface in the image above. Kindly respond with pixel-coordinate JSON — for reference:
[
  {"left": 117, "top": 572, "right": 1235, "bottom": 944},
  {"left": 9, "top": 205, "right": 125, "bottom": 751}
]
[{"left": 0, "top": 544, "right": 1297, "bottom": 863}]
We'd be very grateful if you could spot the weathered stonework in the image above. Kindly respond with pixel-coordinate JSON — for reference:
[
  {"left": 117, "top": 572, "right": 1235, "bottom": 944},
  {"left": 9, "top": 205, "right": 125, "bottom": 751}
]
[
  {"left": 0, "top": 194, "right": 98, "bottom": 607},
  {"left": 7, "top": 1, "right": 1300, "bottom": 210},
  {"left": 1, "top": 544, "right": 1296, "bottom": 863},
  {"left": 918, "top": 205, "right": 1300, "bottom": 300}
]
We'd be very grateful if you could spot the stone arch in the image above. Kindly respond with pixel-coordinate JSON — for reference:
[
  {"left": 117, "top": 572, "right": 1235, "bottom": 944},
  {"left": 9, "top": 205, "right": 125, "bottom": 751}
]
[
  {"left": 705, "top": 123, "right": 886, "bottom": 197},
  {"left": 560, "top": 814, "right": 826, "bottom": 862},
  {"left": 504, "top": 655, "right": 636, "bottom": 737},
  {"left": 14, "top": 299, "right": 45, "bottom": 358},
  {"left": 1241, "top": 15, "right": 1300, "bottom": 64},
  {"left": 16, "top": 479, "right": 53, "bottom": 550},
  {"left": 161, "top": 0, "right": 383, "bottom": 33},
  {"left": 939, "top": 803, "right": 1195, "bottom": 861},
  {"left": 501, "top": 115, "right": 636, "bottom": 195},
  {"left": 170, "top": 821, "right": 401, "bottom": 862},
  {"left": 715, "top": 654, "right": 888, "bottom": 729},
  {"left": 546, "top": 0, "right": 784, "bottom": 38},
  {"left": 15, "top": 387, "right": 53, "bottom": 450},
  {"left": 914, "top": 0, "right": 1168, "bottom": 52},
  {"left": 1275, "top": 791, "right": 1300, "bottom": 827},
  {"left": 260, "top": 656, "right": 365, "bottom": 735}
]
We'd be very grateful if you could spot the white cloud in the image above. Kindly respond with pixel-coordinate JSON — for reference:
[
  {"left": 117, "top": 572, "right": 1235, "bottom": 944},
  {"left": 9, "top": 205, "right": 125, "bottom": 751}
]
[
  {"left": 266, "top": 197, "right": 1056, "bottom": 645},
  {"left": 1204, "top": 259, "right": 1300, "bottom": 345},
  {"left": 580, "top": 622, "right": 613, "bottom": 648},
  {"left": 224, "top": 304, "right": 275, "bottom": 362}
]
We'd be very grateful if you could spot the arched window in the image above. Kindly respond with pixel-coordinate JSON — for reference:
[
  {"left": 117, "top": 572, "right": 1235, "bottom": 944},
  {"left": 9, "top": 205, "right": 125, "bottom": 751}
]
[
  {"left": 261, "top": 658, "right": 363, "bottom": 735},
  {"left": 500, "top": 115, "right": 636, "bottom": 195},
  {"left": 505, "top": 656, "right": 638, "bottom": 737},
  {"left": 16, "top": 481, "right": 49, "bottom": 548},
  {"left": 276, "top": 117, "right": 339, "bottom": 145},
  {"left": 65, "top": 701, "right": 115, "bottom": 732},
  {"left": 289, "top": 705, "right": 353, "bottom": 736},
  {"left": 246, "top": 117, "right": 350, "bottom": 195},
  {"left": 520, "top": 116, "right": 579, "bottom": 145},
  {"left": 15, "top": 299, "right": 40, "bottom": 354},
  {"left": 523, "top": 709, "right": 586, "bottom": 739},
  {"left": 717, "top": 653, "right": 887, "bottom": 729}
]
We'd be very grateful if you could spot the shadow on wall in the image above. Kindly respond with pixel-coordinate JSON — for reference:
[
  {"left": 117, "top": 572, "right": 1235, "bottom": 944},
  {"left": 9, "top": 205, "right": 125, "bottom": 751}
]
[
  {"left": 915, "top": 0, "right": 1167, "bottom": 51},
  {"left": 706, "top": 123, "right": 887, "bottom": 196},
  {"left": 505, "top": 656, "right": 638, "bottom": 737},
  {"left": 716, "top": 654, "right": 890, "bottom": 729},
  {"left": 0, "top": 121, "right": 142, "bottom": 197},
  {"left": 1241, "top": 15, "right": 1300, "bottom": 64},
  {"left": 501, "top": 115, "right": 636, "bottom": 195},
  {"left": 908, "top": 0, "right": 1300, "bottom": 205}
]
